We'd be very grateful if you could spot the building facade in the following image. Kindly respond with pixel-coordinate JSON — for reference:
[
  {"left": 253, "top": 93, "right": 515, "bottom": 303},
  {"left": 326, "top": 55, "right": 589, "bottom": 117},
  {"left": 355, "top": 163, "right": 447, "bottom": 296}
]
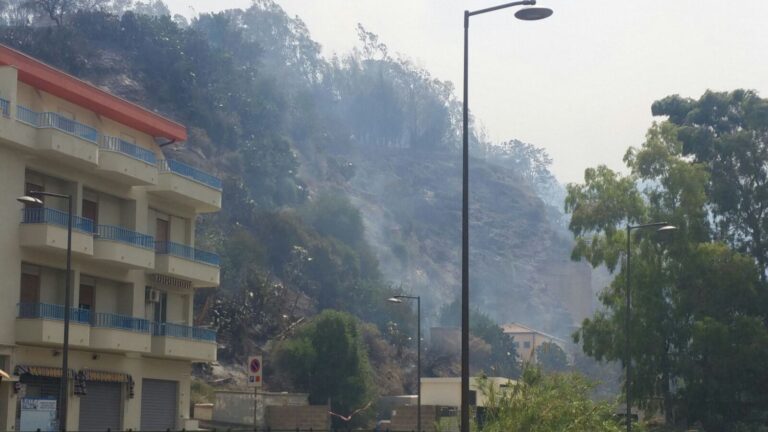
[
  {"left": 501, "top": 322, "right": 567, "bottom": 364},
  {"left": 0, "top": 45, "right": 221, "bottom": 431}
]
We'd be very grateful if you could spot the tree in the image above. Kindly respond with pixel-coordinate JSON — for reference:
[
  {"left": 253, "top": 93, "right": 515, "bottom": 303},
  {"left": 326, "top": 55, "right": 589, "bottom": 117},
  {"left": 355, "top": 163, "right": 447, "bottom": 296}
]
[
  {"left": 273, "top": 310, "right": 376, "bottom": 427},
  {"left": 23, "top": 0, "right": 74, "bottom": 25},
  {"left": 131, "top": 0, "right": 167, "bottom": 17},
  {"left": 536, "top": 342, "right": 568, "bottom": 373},
  {"left": 438, "top": 298, "right": 520, "bottom": 378},
  {"left": 20, "top": 0, "right": 114, "bottom": 25},
  {"left": 567, "top": 118, "right": 768, "bottom": 430},
  {"left": 652, "top": 90, "right": 768, "bottom": 280},
  {"left": 480, "top": 367, "right": 622, "bottom": 432}
]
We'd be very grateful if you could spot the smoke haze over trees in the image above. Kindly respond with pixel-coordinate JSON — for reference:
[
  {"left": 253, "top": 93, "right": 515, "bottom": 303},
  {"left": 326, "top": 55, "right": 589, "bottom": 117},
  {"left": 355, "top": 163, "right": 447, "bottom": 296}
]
[{"left": 0, "top": 0, "right": 605, "bottom": 413}]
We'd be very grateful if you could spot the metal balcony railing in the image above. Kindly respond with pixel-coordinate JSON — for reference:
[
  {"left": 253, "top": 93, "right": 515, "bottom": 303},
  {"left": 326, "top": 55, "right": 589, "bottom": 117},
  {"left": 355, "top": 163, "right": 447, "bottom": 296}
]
[
  {"left": 100, "top": 136, "right": 157, "bottom": 165},
  {"left": 96, "top": 225, "right": 154, "bottom": 249},
  {"left": 21, "top": 207, "right": 94, "bottom": 234},
  {"left": 0, "top": 98, "right": 9, "bottom": 118},
  {"left": 158, "top": 159, "right": 222, "bottom": 190},
  {"left": 155, "top": 240, "right": 220, "bottom": 266},
  {"left": 16, "top": 105, "right": 99, "bottom": 143},
  {"left": 93, "top": 312, "right": 150, "bottom": 333},
  {"left": 152, "top": 322, "right": 216, "bottom": 342},
  {"left": 17, "top": 303, "right": 92, "bottom": 324}
]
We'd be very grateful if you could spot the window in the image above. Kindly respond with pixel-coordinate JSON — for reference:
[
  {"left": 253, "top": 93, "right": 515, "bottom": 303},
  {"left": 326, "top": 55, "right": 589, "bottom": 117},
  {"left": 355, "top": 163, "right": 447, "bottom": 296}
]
[
  {"left": 82, "top": 199, "right": 98, "bottom": 231},
  {"left": 20, "top": 271, "right": 40, "bottom": 305},
  {"left": 523, "top": 341, "right": 531, "bottom": 349},
  {"left": 155, "top": 218, "right": 169, "bottom": 251},
  {"left": 23, "top": 182, "right": 44, "bottom": 208},
  {"left": 120, "top": 133, "right": 136, "bottom": 144},
  {"left": 79, "top": 284, "right": 94, "bottom": 311}
]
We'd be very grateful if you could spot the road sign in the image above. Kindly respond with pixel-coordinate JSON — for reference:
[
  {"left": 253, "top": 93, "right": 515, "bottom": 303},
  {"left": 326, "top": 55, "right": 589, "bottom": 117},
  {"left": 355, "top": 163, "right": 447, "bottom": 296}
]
[{"left": 247, "top": 355, "right": 263, "bottom": 387}]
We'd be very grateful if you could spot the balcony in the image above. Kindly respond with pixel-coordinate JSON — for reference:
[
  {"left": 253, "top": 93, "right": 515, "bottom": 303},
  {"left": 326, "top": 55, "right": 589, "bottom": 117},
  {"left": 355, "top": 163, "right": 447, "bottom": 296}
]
[
  {"left": 90, "top": 312, "right": 151, "bottom": 353},
  {"left": 17, "top": 105, "right": 100, "bottom": 167},
  {"left": 154, "top": 241, "right": 220, "bottom": 287},
  {"left": 19, "top": 207, "right": 94, "bottom": 255},
  {"left": 15, "top": 303, "right": 91, "bottom": 347},
  {"left": 151, "top": 322, "right": 216, "bottom": 362},
  {"left": 148, "top": 159, "right": 222, "bottom": 213},
  {"left": 97, "top": 136, "right": 158, "bottom": 185},
  {"left": 93, "top": 225, "right": 155, "bottom": 269},
  {"left": 0, "top": 98, "right": 9, "bottom": 117}
]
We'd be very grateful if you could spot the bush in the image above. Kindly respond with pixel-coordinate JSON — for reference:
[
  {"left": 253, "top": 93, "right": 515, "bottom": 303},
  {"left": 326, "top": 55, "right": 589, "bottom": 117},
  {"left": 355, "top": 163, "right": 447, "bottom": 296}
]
[{"left": 480, "top": 367, "right": 623, "bottom": 432}]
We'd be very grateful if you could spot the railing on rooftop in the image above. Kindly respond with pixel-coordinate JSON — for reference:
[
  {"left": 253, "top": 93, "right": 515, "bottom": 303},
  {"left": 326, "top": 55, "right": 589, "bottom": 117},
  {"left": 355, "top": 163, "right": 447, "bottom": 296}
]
[
  {"left": 21, "top": 207, "right": 94, "bottom": 234},
  {"left": 0, "top": 98, "right": 9, "bottom": 118},
  {"left": 100, "top": 136, "right": 157, "bottom": 165},
  {"left": 155, "top": 240, "right": 220, "bottom": 266},
  {"left": 17, "top": 303, "right": 92, "bottom": 324},
  {"left": 16, "top": 105, "right": 99, "bottom": 143},
  {"left": 96, "top": 225, "right": 154, "bottom": 249},
  {"left": 152, "top": 322, "right": 216, "bottom": 342},
  {"left": 159, "top": 159, "right": 222, "bottom": 190},
  {"left": 93, "top": 312, "right": 150, "bottom": 333}
]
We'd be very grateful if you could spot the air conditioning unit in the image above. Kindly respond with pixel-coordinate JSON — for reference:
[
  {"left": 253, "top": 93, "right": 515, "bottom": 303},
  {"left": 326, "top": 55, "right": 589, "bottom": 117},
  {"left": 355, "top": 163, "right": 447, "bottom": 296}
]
[{"left": 145, "top": 288, "right": 161, "bottom": 303}]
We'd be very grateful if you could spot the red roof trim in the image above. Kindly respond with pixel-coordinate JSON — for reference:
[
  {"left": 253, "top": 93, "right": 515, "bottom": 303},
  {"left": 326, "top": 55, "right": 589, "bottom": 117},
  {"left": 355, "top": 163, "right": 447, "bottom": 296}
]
[{"left": 0, "top": 44, "right": 187, "bottom": 141}]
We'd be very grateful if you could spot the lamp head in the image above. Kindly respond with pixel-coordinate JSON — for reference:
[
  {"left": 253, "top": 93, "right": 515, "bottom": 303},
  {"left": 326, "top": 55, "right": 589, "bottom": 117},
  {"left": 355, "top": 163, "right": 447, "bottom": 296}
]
[
  {"left": 387, "top": 297, "right": 403, "bottom": 304},
  {"left": 515, "top": 7, "right": 553, "bottom": 21},
  {"left": 657, "top": 225, "right": 678, "bottom": 233},
  {"left": 17, "top": 195, "right": 43, "bottom": 205}
]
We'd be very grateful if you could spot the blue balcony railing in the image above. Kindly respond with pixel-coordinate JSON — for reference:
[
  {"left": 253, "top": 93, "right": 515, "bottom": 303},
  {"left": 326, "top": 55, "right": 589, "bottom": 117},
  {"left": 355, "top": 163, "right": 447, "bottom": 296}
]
[
  {"left": 159, "top": 159, "right": 222, "bottom": 190},
  {"left": 96, "top": 225, "right": 154, "bottom": 249},
  {"left": 100, "top": 136, "right": 157, "bottom": 165},
  {"left": 0, "top": 98, "right": 9, "bottom": 118},
  {"left": 17, "top": 303, "right": 91, "bottom": 324},
  {"left": 152, "top": 322, "right": 216, "bottom": 342},
  {"left": 16, "top": 105, "right": 38, "bottom": 125},
  {"left": 155, "top": 240, "right": 220, "bottom": 266},
  {"left": 16, "top": 105, "right": 99, "bottom": 143},
  {"left": 21, "top": 207, "right": 94, "bottom": 234},
  {"left": 93, "top": 312, "right": 150, "bottom": 333}
]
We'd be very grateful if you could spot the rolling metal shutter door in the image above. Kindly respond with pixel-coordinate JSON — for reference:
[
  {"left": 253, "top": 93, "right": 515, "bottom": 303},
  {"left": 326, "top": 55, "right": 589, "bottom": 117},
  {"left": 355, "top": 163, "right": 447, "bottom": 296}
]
[
  {"left": 79, "top": 382, "right": 122, "bottom": 431},
  {"left": 140, "top": 379, "right": 177, "bottom": 431}
]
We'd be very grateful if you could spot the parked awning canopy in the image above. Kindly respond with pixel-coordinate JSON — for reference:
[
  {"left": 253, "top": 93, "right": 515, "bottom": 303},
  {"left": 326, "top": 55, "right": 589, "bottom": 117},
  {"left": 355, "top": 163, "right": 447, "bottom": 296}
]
[
  {"left": 14, "top": 365, "right": 74, "bottom": 378},
  {"left": 81, "top": 369, "right": 131, "bottom": 383}
]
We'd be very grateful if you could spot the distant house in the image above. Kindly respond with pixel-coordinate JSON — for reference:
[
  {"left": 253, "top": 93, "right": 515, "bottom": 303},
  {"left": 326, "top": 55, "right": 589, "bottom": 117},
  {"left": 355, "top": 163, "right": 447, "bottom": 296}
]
[{"left": 501, "top": 322, "right": 567, "bottom": 363}]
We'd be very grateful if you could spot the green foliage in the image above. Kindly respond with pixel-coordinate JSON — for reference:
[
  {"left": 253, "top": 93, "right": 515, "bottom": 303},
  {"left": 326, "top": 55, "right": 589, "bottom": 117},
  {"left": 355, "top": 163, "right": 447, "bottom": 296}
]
[
  {"left": 438, "top": 298, "right": 520, "bottom": 378},
  {"left": 301, "top": 191, "right": 366, "bottom": 250},
  {"left": 653, "top": 90, "right": 768, "bottom": 280},
  {"left": 536, "top": 342, "right": 568, "bottom": 373},
  {"left": 190, "top": 379, "right": 215, "bottom": 404},
  {"left": 479, "top": 368, "right": 622, "bottom": 432},
  {"left": 568, "top": 99, "right": 768, "bottom": 430},
  {"left": 273, "top": 310, "right": 376, "bottom": 427}
]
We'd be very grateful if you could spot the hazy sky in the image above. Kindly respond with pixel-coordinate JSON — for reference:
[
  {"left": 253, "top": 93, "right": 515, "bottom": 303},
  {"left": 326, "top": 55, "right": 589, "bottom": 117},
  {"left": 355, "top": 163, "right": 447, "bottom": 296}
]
[{"left": 166, "top": 0, "right": 768, "bottom": 183}]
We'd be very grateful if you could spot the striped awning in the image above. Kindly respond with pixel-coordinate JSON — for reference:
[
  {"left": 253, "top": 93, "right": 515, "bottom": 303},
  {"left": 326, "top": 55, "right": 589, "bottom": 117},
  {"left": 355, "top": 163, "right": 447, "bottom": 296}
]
[
  {"left": 81, "top": 369, "right": 131, "bottom": 383},
  {"left": 14, "top": 365, "right": 74, "bottom": 378}
]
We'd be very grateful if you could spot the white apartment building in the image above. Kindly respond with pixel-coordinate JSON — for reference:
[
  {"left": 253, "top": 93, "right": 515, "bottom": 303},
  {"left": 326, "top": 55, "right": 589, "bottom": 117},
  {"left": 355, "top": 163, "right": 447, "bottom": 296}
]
[{"left": 0, "top": 44, "right": 221, "bottom": 431}]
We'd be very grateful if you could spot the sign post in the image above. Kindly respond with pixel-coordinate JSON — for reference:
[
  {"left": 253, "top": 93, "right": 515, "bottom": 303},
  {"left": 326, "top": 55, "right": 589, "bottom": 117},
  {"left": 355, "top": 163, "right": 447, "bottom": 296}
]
[{"left": 247, "top": 355, "right": 263, "bottom": 427}]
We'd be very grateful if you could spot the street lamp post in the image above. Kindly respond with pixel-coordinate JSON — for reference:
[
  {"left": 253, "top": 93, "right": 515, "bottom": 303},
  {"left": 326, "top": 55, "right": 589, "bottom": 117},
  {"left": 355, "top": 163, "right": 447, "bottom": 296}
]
[
  {"left": 18, "top": 191, "right": 73, "bottom": 432},
  {"left": 387, "top": 295, "right": 421, "bottom": 432},
  {"left": 624, "top": 222, "right": 677, "bottom": 432},
  {"left": 461, "top": 3, "right": 551, "bottom": 432}
]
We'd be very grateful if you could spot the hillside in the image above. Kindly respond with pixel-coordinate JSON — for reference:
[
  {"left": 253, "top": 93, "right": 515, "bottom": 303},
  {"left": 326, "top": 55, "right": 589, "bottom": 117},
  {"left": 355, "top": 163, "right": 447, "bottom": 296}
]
[{"left": 0, "top": 0, "right": 595, "bottom": 375}]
